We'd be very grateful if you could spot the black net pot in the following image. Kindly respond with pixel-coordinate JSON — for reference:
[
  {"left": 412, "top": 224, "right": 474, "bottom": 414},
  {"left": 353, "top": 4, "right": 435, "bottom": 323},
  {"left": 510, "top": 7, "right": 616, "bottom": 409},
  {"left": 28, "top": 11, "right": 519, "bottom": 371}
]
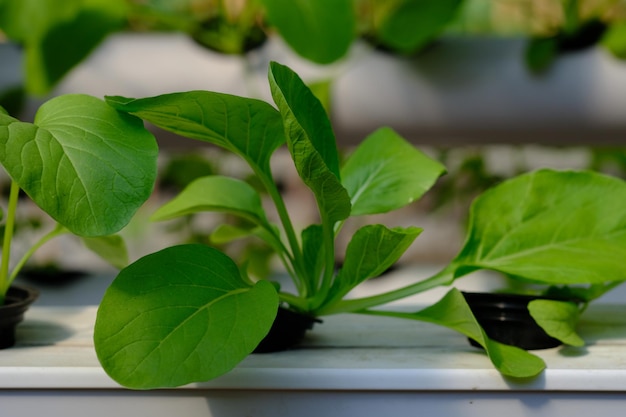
[
  {"left": 462, "top": 291, "right": 570, "bottom": 350},
  {"left": 253, "top": 306, "right": 321, "bottom": 353},
  {"left": 0, "top": 285, "right": 39, "bottom": 349}
]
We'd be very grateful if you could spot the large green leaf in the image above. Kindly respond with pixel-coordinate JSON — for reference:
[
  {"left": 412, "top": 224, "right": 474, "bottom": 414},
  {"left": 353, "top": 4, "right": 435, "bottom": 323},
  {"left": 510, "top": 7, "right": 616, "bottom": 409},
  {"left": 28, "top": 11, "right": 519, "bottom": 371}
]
[
  {"left": 327, "top": 225, "right": 422, "bottom": 304},
  {"left": 105, "top": 92, "right": 285, "bottom": 178},
  {"left": 94, "top": 244, "right": 279, "bottom": 389},
  {"left": 259, "top": 0, "right": 355, "bottom": 64},
  {"left": 151, "top": 175, "right": 269, "bottom": 226},
  {"left": 395, "top": 288, "right": 546, "bottom": 378},
  {"left": 268, "top": 61, "right": 351, "bottom": 224},
  {"left": 450, "top": 169, "right": 626, "bottom": 285},
  {"left": 341, "top": 127, "right": 446, "bottom": 216},
  {"left": 0, "top": 94, "right": 158, "bottom": 236},
  {"left": 378, "top": 0, "right": 463, "bottom": 53}
]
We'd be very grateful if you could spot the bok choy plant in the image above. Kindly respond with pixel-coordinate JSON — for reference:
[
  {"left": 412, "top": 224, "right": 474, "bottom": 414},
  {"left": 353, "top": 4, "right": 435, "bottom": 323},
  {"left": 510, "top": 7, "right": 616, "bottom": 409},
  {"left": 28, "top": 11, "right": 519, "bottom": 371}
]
[
  {"left": 93, "top": 61, "right": 626, "bottom": 389},
  {"left": 0, "top": 94, "right": 158, "bottom": 304}
]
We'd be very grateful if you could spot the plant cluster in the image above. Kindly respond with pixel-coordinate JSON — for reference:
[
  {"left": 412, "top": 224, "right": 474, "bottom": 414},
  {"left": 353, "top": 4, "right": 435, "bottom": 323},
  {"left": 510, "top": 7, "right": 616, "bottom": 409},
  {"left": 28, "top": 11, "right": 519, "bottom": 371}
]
[{"left": 93, "top": 62, "right": 626, "bottom": 389}]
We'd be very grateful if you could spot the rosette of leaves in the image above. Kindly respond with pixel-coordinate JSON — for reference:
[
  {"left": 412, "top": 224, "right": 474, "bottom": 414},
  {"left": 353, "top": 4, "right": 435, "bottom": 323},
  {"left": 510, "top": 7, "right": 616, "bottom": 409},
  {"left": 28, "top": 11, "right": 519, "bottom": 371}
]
[
  {"left": 94, "top": 62, "right": 626, "bottom": 390},
  {"left": 0, "top": 94, "right": 158, "bottom": 303}
]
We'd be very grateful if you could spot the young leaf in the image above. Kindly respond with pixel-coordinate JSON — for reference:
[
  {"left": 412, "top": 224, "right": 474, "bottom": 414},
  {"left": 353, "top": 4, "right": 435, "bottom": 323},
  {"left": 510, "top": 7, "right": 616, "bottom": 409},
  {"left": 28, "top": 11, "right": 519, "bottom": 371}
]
[
  {"left": 383, "top": 288, "right": 546, "bottom": 378},
  {"left": 105, "top": 92, "right": 285, "bottom": 178},
  {"left": 259, "top": 0, "right": 355, "bottom": 64},
  {"left": 0, "top": 94, "right": 158, "bottom": 236},
  {"left": 449, "top": 169, "right": 626, "bottom": 285},
  {"left": 94, "top": 244, "right": 279, "bottom": 389},
  {"left": 268, "top": 61, "right": 351, "bottom": 224},
  {"left": 151, "top": 175, "right": 269, "bottom": 227},
  {"left": 327, "top": 225, "right": 422, "bottom": 304},
  {"left": 341, "top": 127, "right": 446, "bottom": 216},
  {"left": 528, "top": 299, "right": 584, "bottom": 347},
  {"left": 81, "top": 234, "right": 129, "bottom": 269}
]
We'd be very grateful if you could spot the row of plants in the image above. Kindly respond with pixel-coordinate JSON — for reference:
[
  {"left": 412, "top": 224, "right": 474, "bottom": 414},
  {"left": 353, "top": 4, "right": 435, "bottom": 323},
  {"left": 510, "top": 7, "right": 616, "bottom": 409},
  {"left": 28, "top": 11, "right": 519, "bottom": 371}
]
[
  {"left": 4, "top": 61, "right": 618, "bottom": 389},
  {"left": 3, "top": 0, "right": 626, "bottom": 103}
]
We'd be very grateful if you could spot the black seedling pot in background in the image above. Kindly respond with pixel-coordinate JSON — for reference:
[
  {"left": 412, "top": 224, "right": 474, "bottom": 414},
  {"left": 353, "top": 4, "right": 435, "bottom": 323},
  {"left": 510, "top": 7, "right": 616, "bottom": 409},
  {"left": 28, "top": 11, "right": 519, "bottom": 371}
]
[
  {"left": 463, "top": 292, "right": 564, "bottom": 350},
  {"left": 0, "top": 286, "right": 39, "bottom": 349},
  {"left": 253, "top": 306, "right": 321, "bottom": 353}
]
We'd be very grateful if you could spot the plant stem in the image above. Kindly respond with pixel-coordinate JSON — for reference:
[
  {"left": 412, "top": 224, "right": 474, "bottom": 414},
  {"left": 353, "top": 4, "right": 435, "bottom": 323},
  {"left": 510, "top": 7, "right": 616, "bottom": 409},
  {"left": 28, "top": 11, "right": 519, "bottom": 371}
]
[
  {"left": 0, "top": 180, "right": 20, "bottom": 302},
  {"left": 316, "top": 264, "right": 457, "bottom": 315},
  {"left": 258, "top": 171, "right": 309, "bottom": 296},
  {"left": 7, "top": 223, "right": 69, "bottom": 287},
  {"left": 310, "top": 215, "right": 335, "bottom": 309}
]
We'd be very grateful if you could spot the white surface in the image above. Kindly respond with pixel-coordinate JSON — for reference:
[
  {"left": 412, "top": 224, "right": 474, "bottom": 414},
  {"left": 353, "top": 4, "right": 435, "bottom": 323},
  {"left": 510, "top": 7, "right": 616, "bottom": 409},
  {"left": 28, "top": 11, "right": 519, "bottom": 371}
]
[
  {"left": 3, "top": 287, "right": 626, "bottom": 416},
  {"left": 2, "top": 300, "right": 626, "bottom": 392}
]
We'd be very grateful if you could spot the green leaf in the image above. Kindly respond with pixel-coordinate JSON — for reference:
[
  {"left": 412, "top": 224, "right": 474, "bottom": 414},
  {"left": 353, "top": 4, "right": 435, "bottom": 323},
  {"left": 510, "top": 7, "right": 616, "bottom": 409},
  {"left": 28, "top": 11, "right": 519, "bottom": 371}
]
[
  {"left": 528, "top": 299, "right": 584, "bottom": 347},
  {"left": 0, "top": 0, "right": 80, "bottom": 42},
  {"left": 0, "top": 94, "right": 158, "bottom": 237},
  {"left": 378, "top": 0, "right": 463, "bottom": 54},
  {"left": 94, "top": 244, "right": 279, "bottom": 389},
  {"left": 0, "top": 0, "right": 127, "bottom": 94},
  {"left": 450, "top": 169, "right": 626, "bottom": 285},
  {"left": 151, "top": 176, "right": 269, "bottom": 226},
  {"left": 268, "top": 61, "right": 351, "bottom": 224},
  {"left": 603, "top": 21, "right": 626, "bottom": 59},
  {"left": 81, "top": 234, "right": 129, "bottom": 269},
  {"left": 329, "top": 225, "right": 422, "bottom": 303},
  {"left": 525, "top": 37, "right": 558, "bottom": 74},
  {"left": 411, "top": 288, "right": 546, "bottom": 378},
  {"left": 25, "top": 0, "right": 128, "bottom": 94},
  {"left": 341, "top": 127, "right": 446, "bottom": 216},
  {"left": 105, "top": 92, "right": 285, "bottom": 179},
  {"left": 259, "top": 0, "right": 355, "bottom": 64}
]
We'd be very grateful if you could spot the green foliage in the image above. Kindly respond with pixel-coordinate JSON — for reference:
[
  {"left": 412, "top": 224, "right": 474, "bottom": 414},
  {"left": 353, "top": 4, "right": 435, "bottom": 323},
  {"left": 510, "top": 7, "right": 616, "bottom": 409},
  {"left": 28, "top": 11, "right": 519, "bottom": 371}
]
[
  {"left": 95, "top": 62, "right": 445, "bottom": 388},
  {"left": 95, "top": 244, "right": 278, "bottom": 389},
  {"left": 0, "top": 0, "right": 128, "bottom": 95},
  {"left": 95, "top": 62, "right": 626, "bottom": 389},
  {"left": 376, "top": 0, "right": 464, "bottom": 54},
  {"left": 368, "top": 288, "right": 546, "bottom": 378},
  {"left": 259, "top": 0, "right": 355, "bottom": 64},
  {"left": 0, "top": 93, "right": 158, "bottom": 299},
  {"left": 448, "top": 170, "right": 626, "bottom": 285},
  {"left": 528, "top": 299, "right": 584, "bottom": 347}
]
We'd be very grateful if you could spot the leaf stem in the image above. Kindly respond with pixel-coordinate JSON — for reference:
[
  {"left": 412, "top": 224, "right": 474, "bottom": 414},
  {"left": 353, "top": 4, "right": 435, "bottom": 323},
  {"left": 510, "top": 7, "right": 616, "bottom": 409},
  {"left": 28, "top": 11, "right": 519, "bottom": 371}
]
[
  {"left": 0, "top": 180, "right": 20, "bottom": 301},
  {"left": 7, "top": 223, "right": 69, "bottom": 287},
  {"left": 316, "top": 263, "right": 457, "bottom": 315},
  {"left": 258, "top": 171, "right": 309, "bottom": 297},
  {"left": 310, "top": 216, "right": 336, "bottom": 309}
]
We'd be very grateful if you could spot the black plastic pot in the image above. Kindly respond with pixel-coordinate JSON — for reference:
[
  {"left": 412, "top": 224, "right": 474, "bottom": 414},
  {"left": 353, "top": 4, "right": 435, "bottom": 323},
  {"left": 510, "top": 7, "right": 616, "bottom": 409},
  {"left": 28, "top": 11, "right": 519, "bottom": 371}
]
[
  {"left": 0, "top": 285, "right": 39, "bottom": 349},
  {"left": 253, "top": 306, "right": 321, "bottom": 353},
  {"left": 463, "top": 291, "right": 568, "bottom": 350}
]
